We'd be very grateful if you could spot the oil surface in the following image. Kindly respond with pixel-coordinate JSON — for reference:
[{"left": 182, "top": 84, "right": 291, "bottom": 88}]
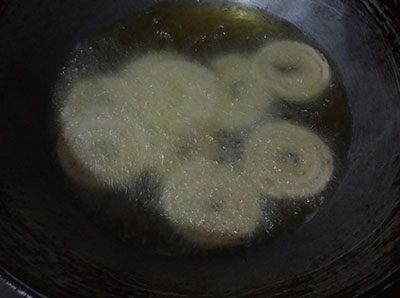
[{"left": 53, "top": 1, "right": 352, "bottom": 255}]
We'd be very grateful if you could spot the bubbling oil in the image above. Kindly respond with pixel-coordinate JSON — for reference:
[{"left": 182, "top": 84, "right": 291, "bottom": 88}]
[{"left": 53, "top": 1, "right": 351, "bottom": 255}]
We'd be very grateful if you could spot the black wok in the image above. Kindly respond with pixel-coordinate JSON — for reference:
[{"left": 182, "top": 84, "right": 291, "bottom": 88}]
[{"left": 1, "top": 0, "right": 400, "bottom": 297}]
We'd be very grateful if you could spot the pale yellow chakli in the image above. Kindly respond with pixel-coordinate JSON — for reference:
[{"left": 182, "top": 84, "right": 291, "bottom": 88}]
[
  {"left": 120, "top": 52, "right": 220, "bottom": 137},
  {"left": 58, "top": 52, "right": 225, "bottom": 186},
  {"left": 60, "top": 75, "right": 137, "bottom": 124},
  {"left": 208, "top": 54, "right": 274, "bottom": 131},
  {"left": 243, "top": 122, "right": 334, "bottom": 199},
  {"left": 160, "top": 160, "right": 262, "bottom": 247},
  {"left": 60, "top": 119, "right": 177, "bottom": 189},
  {"left": 252, "top": 40, "right": 331, "bottom": 102}
]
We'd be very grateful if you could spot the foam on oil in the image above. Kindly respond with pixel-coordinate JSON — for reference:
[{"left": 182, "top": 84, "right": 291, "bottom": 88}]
[{"left": 53, "top": 1, "right": 351, "bottom": 255}]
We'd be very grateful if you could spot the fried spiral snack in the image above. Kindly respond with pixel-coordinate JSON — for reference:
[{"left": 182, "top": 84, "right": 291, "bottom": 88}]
[{"left": 243, "top": 122, "right": 334, "bottom": 199}]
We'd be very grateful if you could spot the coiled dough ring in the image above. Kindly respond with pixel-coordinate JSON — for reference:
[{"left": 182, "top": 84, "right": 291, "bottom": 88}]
[
  {"left": 160, "top": 160, "right": 262, "bottom": 247},
  {"left": 243, "top": 122, "right": 334, "bottom": 199},
  {"left": 60, "top": 119, "right": 176, "bottom": 188},
  {"left": 209, "top": 54, "right": 274, "bottom": 130},
  {"left": 252, "top": 41, "right": 331, "bottom": 102},
  {"left": 121, "top": 52, "right": 220, "bottom": 136}
]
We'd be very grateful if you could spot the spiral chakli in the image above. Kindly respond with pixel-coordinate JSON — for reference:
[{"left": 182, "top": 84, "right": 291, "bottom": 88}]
[
  {"left": 209, "top": 54, "right": 274, "bottom": 131},
  {"left": 243, "top": 122, "right": 334, "bottom": 199},
  {"left": 121, "top": 52, "right": 220, "bottom": 137},
  {"left": 252, "top": 41, "right": 331, "bottom": 102},
  {"left": 160, "top": 160, "right": 262, "bottom": 247},
  {"left": 60, "top": 119, "right": 177, "bottom": 189},
  {"left": 60, "top": 75, "right": 137, "bottom": 124}
]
